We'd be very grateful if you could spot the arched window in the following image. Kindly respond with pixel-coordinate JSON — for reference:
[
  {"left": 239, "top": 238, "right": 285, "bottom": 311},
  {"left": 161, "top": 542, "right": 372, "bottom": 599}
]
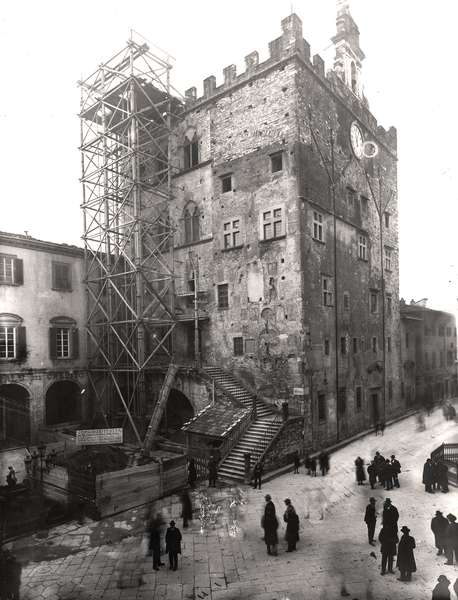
[
  {"left": 184, "top": 133, "right": 199, "bottom": 169},
  {"left": 183, "top": 204, "right": 200, "bottom": 244},
  {"left": 0, "top": 314, "right": 26, "bottom": 361},
  {"left": 351, "top": 62, "right": 357, "bottom": 93},
  {"left": 49, "top": 316, "right": 79, "bottom": 360}
]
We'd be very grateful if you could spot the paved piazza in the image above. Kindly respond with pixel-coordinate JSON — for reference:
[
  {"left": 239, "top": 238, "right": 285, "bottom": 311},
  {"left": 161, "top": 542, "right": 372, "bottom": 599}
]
[{"left": 8, "top": 409, "right": 458, "bottom": 600}]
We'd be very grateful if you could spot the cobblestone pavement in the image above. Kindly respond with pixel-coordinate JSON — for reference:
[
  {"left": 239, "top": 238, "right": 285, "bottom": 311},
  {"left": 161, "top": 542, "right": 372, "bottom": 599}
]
[{"left": 8, "top": 408, "right": 458, "bottom": 600}]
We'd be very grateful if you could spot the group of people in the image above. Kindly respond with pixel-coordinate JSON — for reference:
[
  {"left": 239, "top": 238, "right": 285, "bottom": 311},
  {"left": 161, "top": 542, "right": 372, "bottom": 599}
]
[
  {"left": 442, "top": 402, "right": 457, "bottom": 421},
  {"left": 364, "top": 497, "right": 416, "bottom": 581},
  {"left": 422, "top": 458, "right": 449, "bottom": 493},
  {"left": 301, "top": 451, "right": 330, "bottom": 477},
  {"left": 431, "top": 511, "right": 458, "bottom": 565},
  {"left": 260, "top": 495, "right": 300, "bottom": 556},
  {"left": 145, "top": 512, "right": 183, "bottom": 571},
  {"left": 358, "top": 451, "right": 401, "bottom": 489}
]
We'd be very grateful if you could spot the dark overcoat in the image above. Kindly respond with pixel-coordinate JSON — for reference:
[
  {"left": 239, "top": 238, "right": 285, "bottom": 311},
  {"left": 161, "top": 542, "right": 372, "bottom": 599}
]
[
  {"left": 396, "top": 534, "right": 416, "bottom": 572},
  {"left": 432, "top": 581, "right": 451, "bottom": 600},
  {"left": 262, "top": 500, "right": 278, "bottom": 545},
  {"left": 367, "top": 463, "right": 377, "bottom": 485},
  {"left": 431, "top": 514, "right": 448, "bottom": 548},
  {"left": 382, "top": 505, "right": 399, "bottom": 530},
  {"left": 283, "top": 505, "right": 299, "bottom": 543},
  {"left": 423, "top": 461, "right": 434, "bottom": 485},
  {"left": 378, "top": 526, "right": 398, "bottom": 556},
  {"left": 165, "top": 526, "right": 182, "bottom": 554},
  {"left": 364, "top": 503, "right": 376, "bottom": 524},
  {"left": 355, "top": 458, "right": 366, "bottom": 482}
]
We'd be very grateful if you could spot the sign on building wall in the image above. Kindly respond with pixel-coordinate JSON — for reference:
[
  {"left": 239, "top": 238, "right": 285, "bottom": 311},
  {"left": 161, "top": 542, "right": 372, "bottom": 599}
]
[
  {"left": 76, "top": 428, "right": 123, "bottom": 446},
  {"left": 293, "top": 388, "right": 305, "bottom": 396}
]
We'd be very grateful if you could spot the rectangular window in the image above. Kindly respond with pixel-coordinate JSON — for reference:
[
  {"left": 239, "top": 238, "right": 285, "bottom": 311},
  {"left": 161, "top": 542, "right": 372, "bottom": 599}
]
[
  {"left": 245, "top": 339, "right": 256, "bottom": 354},
  {"left": 313, "top": 211, "right": 323, "bottom": 242},
  {"left": 223, "top": 219, "right": 241, "bottom": 248},
  {"left": 439, "top": 326, "right": 445, "bottom": 337},
  {"left": 384, "top": 212, "right": 390, "bottom": 228},
  {"left": 322, "top": 276, "right": 333, "bottom": 306},
  {"left": 343, "top": 292, "right": 350, "bottom": 311},
  {"left": 360, "top": 195, "right": 369, "bottom": 214},
  {"left": 440, "top": 350, "right": 445, "bottom": 367},
  {"left": 324, "top": 338, "right": 330, "bottom": 356},
  {"left": 262, "top": 208, "right": 283, "bottom": 240},
  {"left": 340, "top": 336, "right": 347, "bottom": 355},
  {"left": 447, "top": 351, "right": 454, "bottom": 366},
  {"left": 388, "top": 380, "right": 393, "bottom": 402},
  {"left": 52, "top": 262, "right": 72, "bottom": 291},
  {"left": 217, "top": 283, "right": 229, "bottom": 309},
  {"left": 358, "top": 235, "right": 368, "bottom": 260},
  {"left": 0, "top": 255, "right": 23, "bottom": 286},
  {"left": 233, "top": 337, "right": 243, "bottom": 356},
  {"left": 384, "top": 247, "right": 392, "bottom": 271},
  {"left": 386, "top": 294, "right": 392, "bottom": 315},
  {"left": 184, "top": 140, "right": 199, "bottom": 169},
  {"left": 446, "top": 327, "right": 452, "bottom": 337},
  {"left": 338, "top": 387, "right": 346, "bottom": 414},
  {"left": 318, "top": 393, "right": 326, "bottom": 421},
  {"left": 355, "top": 386, "right": 363, "bottom": 412},
  {"left": 56, "top": 328, "right": 70, "bottom": 359},
  {"left": 387, "top": 336, "right": 392, "bottom": 353},
  {"left": 372, "top": 336, "right": 378, "bottom": 353},
  {"left": 270, "top": 151, "right": 283, "bottom": 173},
  {"left": 221, "top": 174, "right": 232, "bottom": 193},
  {"left": 346, "top": 187, "right": 356, "bottom": 208},
  {"left": 0, "top": 326, "right": 16, "bottom": 359},
  {"left": 370, "top": 291, "right": 378, "bottom": 314},
  {"left": 352, "top": 337, "right": 358, "bottom": 354}
]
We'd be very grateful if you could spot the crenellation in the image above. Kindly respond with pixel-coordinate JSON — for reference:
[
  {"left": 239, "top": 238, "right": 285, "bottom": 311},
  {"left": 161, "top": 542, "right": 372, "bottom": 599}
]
[
  {"left": 313, "top": 54, "right": 325, "bottom": 78},
  {"left": 185, "top": 87, "right": 197, "bottom": 104},
  {"left": 203, "top": 75, "right": 216, "bottom": 98},
  {"left": 223, "top": 64, "right": 237, "bottom": 86},
  {"left": 244, "top": 51, "right": 259, "bottom": 73},
  {"left": 269, "top": 36, "right": 283, "bottom": 61},
  {"left": 302, "top": 39, "right": 311, "bottom": 63}
]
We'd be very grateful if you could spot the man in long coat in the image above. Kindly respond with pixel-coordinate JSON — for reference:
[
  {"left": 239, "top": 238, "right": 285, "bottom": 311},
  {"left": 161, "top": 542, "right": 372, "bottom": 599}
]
[
  {"left": 382, "top": 498, "right": 399, "bottom": 532},
  {"left": 261, "top": 494, "right": 278, "bottom": 556},
  {"left": 208, "top": 458, "right": 217, "bottom": 487},
  {"left": 364, "top": 497, "right": 377, "bottom": 545},
  {"left": 147, "top": 513, "right": 164, "bottom": 570},
  {"left": 367, "top": 461, "right": 377, "bottom": 489},
  {"left": 355, "top": 457, "right": 366, "bottom": 485},
  {"left": 390, "top": 455, "right": 401, "bottom": 488},
  {"left": 379, "top": 525, "right": 398, "bottom": 575},
  {"left": 397, "top": 525, "right": 416, "bottom": 581},
  {"left": 283, "top": 498, "right": 299, "bottom": 552},
  {"left": 165, "top": 520, "right": 182, "bottom": 571},
  {"left": 431, "top": 510, "right": 448, "bottom": 555},
  {"left": 438, "top": 462, "right": 449, "bottom": 493},
  {"left": 423, "top": 458, "right": 434, "bottom": 493},
  {"left": 383, "top": 459, "right": 394, "bottom": 491},
  {"left": 432, "top": 575, "right": 451, "bottom": 600},
  {"left": 444, "top": 513, "right": 458, "bottom": 565},
  {"left": 252, "top": 462, "right": 263, "bottom": 490}
]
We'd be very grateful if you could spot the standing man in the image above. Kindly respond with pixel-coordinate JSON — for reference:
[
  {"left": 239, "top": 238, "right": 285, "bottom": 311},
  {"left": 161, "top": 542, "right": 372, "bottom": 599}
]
[
  {"left": 383, "top": 459, "right": 394, "bottom": 491},
  {"left": 6, "top": 467, "right": 17, "bottom": 488},
  {"left": 364, "top": 497, "right": 377, "bottom": 545},
  {"left": 147, "top": 513, "right": 165, "bottom": 570},
  {"left": 208, "top": 458, "right": 217, "bottom": 488},
  {"left": 293, "top": 452, "right": 300, "bottom": 474},
  {"left": 261, "top": 494, "right": 278, "bottom": 556},
  {"left": 252, "top": 461, "right": 263, "bottom": 490},
  {"left": 397, "top": 526, "right": 416, "bottom": 582},
  {"left": 310, "top": 456, "right": 317, "bottom": 477},
  {"left": 355, "top": 457, "right": 366, "bottom": 486},
  {"left": 390, "top": 455, "right": 401, "bottom": 488},
  {"left": 379, "top": 525, "right": 398, "bottom": 575},
  {"left": 444, "top": 513, "right": 458, "bottom": 566},
  {"left": 319, "top": 451, "right": 329, "bottom": 476},
  {"left": 438, "top": 462, "right": 449, "bottom": 493},
  {"left": 187, "top": 457, "right": 197, "bottom": 488},
  {"left": 431, "top": 511, "right": 448, "bottom": 556},
  {"left": 432, "top": 575, "right": 451, "bottom": 600},
  {"left": 180, "top": 490, "right": 193, "bottom": 529},
  {"left": 24, "top": 452, "right": 32, "bottom": 477},
  {"left": 165, "top": 520, "right": 182, "bottom": 571},
  {"left": 382, "top": 498, "right": 399, "bottom": 532},
  {"left": 367, "top": 461, "right": 377, "bottom": 489},
  {"left": 31, "top": 450, "right": 39, "bottom": 479},
  {"left": 423, "top": 458, "right": 434, "bottom": 493},
  {"left": 283, "top": 499, "right": 299, "bottom": 552}
]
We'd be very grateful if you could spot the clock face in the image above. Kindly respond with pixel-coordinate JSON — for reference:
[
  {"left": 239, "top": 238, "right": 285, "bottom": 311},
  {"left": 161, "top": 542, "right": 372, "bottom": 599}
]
[{"left": 350, "top": 122, "right": 364, "bottom": 159}]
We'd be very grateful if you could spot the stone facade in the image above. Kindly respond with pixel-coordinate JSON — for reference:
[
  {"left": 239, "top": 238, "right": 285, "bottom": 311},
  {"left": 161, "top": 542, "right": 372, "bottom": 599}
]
[
  {"left": 400, "top": 300, "right": 458, "bottom": 407},
  {"left": 0, "top": 231, "right": 88, "bottom": 446},
  {"left": 167, "top": 8, "right": 402, "bottom": 447}
]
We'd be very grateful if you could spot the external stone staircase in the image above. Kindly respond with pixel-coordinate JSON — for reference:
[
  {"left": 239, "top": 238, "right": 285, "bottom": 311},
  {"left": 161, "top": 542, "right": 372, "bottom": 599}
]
[{"left": 203, "top": 366, "right": 283, "bottom": 482}]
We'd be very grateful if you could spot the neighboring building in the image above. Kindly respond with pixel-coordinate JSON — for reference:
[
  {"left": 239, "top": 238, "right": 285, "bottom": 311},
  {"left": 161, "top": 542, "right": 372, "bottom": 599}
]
[
  {"left": 167, "top": 5, "right": 402, "bottom": 446},
  {"left": 0, "top": 231, "right": 88, "bottom": 447},
  {"left": 400, "top": 299, "right": 457, "bottom": 407}
]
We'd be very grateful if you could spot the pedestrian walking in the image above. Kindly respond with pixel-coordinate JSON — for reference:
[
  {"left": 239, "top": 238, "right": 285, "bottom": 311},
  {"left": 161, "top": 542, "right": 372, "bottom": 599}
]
[
  {"left": 432, "top": 575, "right": 451, "bottom": 600},
  {"left": 367, "top": 461, "right": 377, "bottom": 489},
  {"left": 382, "top": 498, "right": 399, "bottom": 532},
  {"left": 373, "top": 452, "right": 385, "bottom": 484},
  {"left": 261, "top": 494, "right": 278, "bottom": 556},
  {"left": 438, "top": 461, "right": 449, "bottom": 493},
  {"left": 165, "top": 520, "right": 182, "bottom": 571},
  {"left": 252, "top": 461, "right": 263, "bottom": 489},
  {"left": 304, "top": 454, "right": 311, "bottom": 475},
  {"left": 319, "top": 450, "right": 329, "bottom": 476},
  {"left": 380, "top": 421, "right": 386, "bottom": 436},
  {"left": 390, "top": 455, "right": 401, "bottom": 488},
  {"left": 431, "top": 511, "right": 449, "bottom": 556},
  {"left": 375, "top": 421, "right": 380, "bottom": 436},
  {"left": 181, "top": 490, "right": 193, "bottom": 529},
  {"left": 397, "top": 526, "right": 416, "bottom": 581},
  {"left": 24, "top": 451, "right": 32, "bottom": 477},
  {"left": 283, "top": 499, "right": 299, "bottom": 552},
  {"left": 310, "top": 456, "right": 317, "bottom": 476},
  {"left": 423, "top": 458, "right": 435, "bottom": 493},
  {"left": 31, "top": 450, "right": 39, "bottom": 478},
  {"left": 355, "top": 456, "right": 366, "bottom": 485},
  {"left": 6, "top": 466, "right": 17, "bottom": 488},
  {"left": 293, "top": 452, "right": 300, "bottom": 474},
  {"left": 187, "top": 457, "right": 197, "bottom": 488},
  {"left": 208, "top": 458, "right": 217, "bottom": 487},
  {"left": 379, "top": 525, "right": 398, "bottom": 575},
  {"left": 364, "top": 497, "right": 377, "bottom": 545},
  {"left": 146, "top": 513, "right": 165, "bottom": 570},
  {"left": 444, "top": 513, "right": 458, "bottom": 565}
]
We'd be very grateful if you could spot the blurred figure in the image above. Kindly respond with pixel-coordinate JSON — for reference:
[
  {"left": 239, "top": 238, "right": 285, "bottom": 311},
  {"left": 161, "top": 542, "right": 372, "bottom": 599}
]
[
  {"left": 416, "top": 411, "right": 426, "bottom": 431},
  {"left": 23, "top": 451, "right": 32, "bottom": 477},
  {"left": 252, "top": 461, "right": 263, "bottom": 489},
  {"left": 438, "top": 461, "right": 449, "bottom": 493},
  {"left": 318, "top": 450, "right": 329, "bottom": 476},
  {"left": 397, "top": 525, "right": 416, "bottom": 582},
  {"left": 375, "top": 421, "right": 380, "bottom": 436},
  {"left": 181, "top": 490, "right": 193, "bottom": 529},
  {"left": 432, "top": 575, "right": 451, "bottom": 600},
  {"left": 208, "top": 458, "right": 217, "bottom": 487},
  {"left": 187, "top": 457, "right": 197, "bottom": 488},
  {"left": 310, "top": 456, "right": 317, "bottom": 476},
  {"left": 45, "top": 453, "right": 52, "bottom": 474},
  {"left": 380, "top": 421, "right": 386, "bottom": 436},
  {"left": 431, "top": 511, "right": 448, "bottom": 556},
  {"left": 165, "top": 520, "right": 182, "bottom": 571},
  {"left": 50, "top": 448, "right": 58, "bottom": 467},
  {"left": 6, "top": 466, "right": 17, "bottom": 488},
  {"left": 0, "top": 550, "right": 21, "bottom": 600},
  {"left": 304, "top": 454, "right": 311, "bottom": 475},
  {"left": 354, "top": 456, "right": 365, "bottom": 485},
  {"left": 146, "top": 512, "right": 165, "bottom": 570},
  {"left": 293, "top": 452, "right": 300, "bottom": 474}
]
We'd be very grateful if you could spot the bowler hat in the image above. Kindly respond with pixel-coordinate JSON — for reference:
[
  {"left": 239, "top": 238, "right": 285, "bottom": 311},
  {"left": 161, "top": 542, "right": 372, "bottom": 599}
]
[
  {"left": 438, "top": 575, "right": 450, "bottom": 583},
  {"left": 400, "top": 526, "right": 410, "bottom": 533},
  {"left": 436, "top": 510, "right": 443, "bottom": 515},
  {"left": 284, "top": 498, "right": 291, "bottom": 505},
  {"left": 447, "top": 513, "right": 456, "bottom": 521},
  {"left": 264, "top": 494, "right": 271, "bottom": 501},
  {"left": 169, "top": 520, "right": 175, "bottom": 526},
  {"left": 369, "top": 497, "right": 376, "bottom": 502},
  {"left": 384, "top": 498, "right": 391, "bottom": 504}
]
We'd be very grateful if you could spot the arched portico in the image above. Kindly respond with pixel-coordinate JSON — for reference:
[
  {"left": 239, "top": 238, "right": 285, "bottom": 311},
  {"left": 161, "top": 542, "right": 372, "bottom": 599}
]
[
  {"left": 45, "top": 380, "right": 81, "bottom": 426},
  {"left": 0, "top": 383, "right": 30, "bottom": 446}
]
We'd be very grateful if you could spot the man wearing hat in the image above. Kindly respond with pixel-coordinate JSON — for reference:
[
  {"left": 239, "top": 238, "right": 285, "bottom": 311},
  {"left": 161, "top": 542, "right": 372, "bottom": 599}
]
[
  {"left": 432, "top": 575, "right": 451, "bottom": 600},
  {"left": 261, "top": 494, "right": 278, "bottom": 556},
  {"left": 382, "top": 498, "right": 399, "bottom": 532},
  {"left": 397, "top": 525, "right": 416, "bottom": 581},
  {"left": 283, "top": 499, "right": 299, "bottom": 552},
  {"left": 431, "top": 511, "right": 449, "bottom": 556},
  {"left": 444, "top": 514, "right": 458, "bottom": 565},
  {"left": 165, "top": 520, "right": 182, "bottom": 571},
  {"left": 364, "top": 497, "right": 377, "bottom": 545},
  {"left": 390, "top": 455, "right": 401, "bottom": 488}
]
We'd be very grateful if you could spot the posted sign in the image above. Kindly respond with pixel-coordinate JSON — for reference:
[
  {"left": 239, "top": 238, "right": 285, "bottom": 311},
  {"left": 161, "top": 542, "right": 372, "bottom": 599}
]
[{"left": 76, "top": 428, "right": 123, "bottom": 446}]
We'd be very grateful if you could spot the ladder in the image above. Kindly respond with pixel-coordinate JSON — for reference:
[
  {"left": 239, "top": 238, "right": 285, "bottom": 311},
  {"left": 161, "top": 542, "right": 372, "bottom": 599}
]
[{"left": 143, "top": 363, "right": 178, "bottom": 453}]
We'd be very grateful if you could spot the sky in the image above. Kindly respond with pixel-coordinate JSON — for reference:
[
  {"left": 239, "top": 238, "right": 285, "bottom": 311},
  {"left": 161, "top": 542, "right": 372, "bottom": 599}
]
[{"left": 1, "top": 0, "right": 457, "bottom": 316}]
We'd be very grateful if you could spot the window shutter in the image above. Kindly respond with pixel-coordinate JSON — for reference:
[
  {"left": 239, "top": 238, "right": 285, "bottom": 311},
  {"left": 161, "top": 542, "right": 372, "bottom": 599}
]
[
  {"left": 72, "top": 328, "right": 79, "bottom": 359},
  {"left": 49, "top": 327, "right": 57, "bottom": 359},
  {"left": 14, "top": 259, "right": 24, "bottom": 285},
  {"left": 16, "top": 326, "right": 27, "bottom": 361},
  {"left": 65, "top": 265, "right": 72, "bottom": 290}
]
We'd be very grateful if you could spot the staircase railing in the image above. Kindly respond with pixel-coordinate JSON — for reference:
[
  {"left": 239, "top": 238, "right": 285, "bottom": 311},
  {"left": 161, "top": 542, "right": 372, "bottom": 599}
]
[
  {"left": 431, "top": 443, "right": 458, "bottom": 462},
  {"left": 256, "top": 413, "right": 284, "bottom": 463},
  {"left": 198, "top": 368, "right": 246, "bottom": 409}
]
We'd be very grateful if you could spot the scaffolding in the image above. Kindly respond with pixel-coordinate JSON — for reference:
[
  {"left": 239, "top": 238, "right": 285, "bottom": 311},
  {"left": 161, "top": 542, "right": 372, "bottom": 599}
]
[{"left": 79, "top": 34, "right": 183, "bottom": 445}]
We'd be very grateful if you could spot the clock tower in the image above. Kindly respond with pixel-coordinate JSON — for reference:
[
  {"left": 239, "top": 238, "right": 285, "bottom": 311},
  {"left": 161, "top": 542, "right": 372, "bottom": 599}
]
[{"left": 332, "top": 0, "right": 365, "bottom": 99}]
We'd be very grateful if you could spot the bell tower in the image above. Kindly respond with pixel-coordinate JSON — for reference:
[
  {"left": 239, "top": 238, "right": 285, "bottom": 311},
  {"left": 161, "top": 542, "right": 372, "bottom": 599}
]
[{"left": 331, "top": 0, "right": 365, "bottom": 98}]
